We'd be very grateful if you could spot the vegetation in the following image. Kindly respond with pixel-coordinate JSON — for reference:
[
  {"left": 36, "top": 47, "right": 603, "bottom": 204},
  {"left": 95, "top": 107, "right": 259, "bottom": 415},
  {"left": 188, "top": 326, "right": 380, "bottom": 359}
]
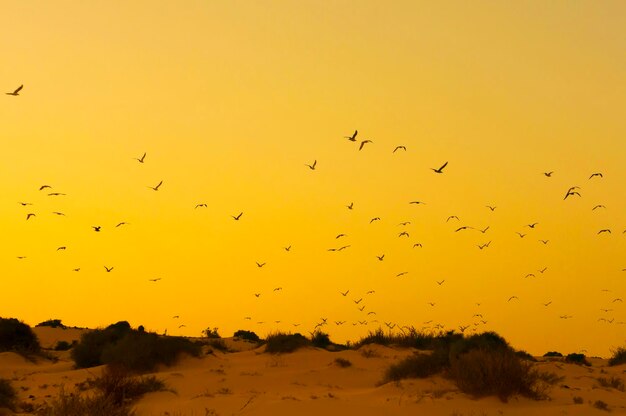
[
  {"left": 565, "top": 353, "right": 590, "bottom": 366},
  {"left": 0, "top": 378, "right": 17, "bottom": 411},
  {"left": 233, "top": 330, "right": 260, "bottom": 343},
  {"left": 381, "top": 331, "right": 560, "bottom": 402},
  {"left": 334, "top": 358, "right": 352, "bottom": 368},
  {"left": 593, "top": 400, "right": 609, "bottom": 411},
  {"left": 597, "top": 376, "right": 625, "bottom": 392},
  {"left": 54, "top": 341, "right": 73, "bottom": 351},
  {"left": 0, "top": 317, "right": 41, "bottom": 356},
  {"left": 36, "top": 319, "right": 66, "bottom": 329},
  {"left": 206, "top": 339, "right": 229, "bottom": 353},
  {"left": 71, "top": 321, "right": 201, "bottom": 372},
  {"left": 543, "top": 351, "right": 563, "bottom": 357},
  {"left": 573, "top": 396, "right": 584, "bottom": 404},
  {"left": 265, "top": 332, "right": 309, "bottom": 354},
  {"left": 608, "top": 346, "right": 626, "bottom": 366},
  {"left": 203, "top": 327, "right": 220, "bottom": 339},
  {"left": 36, "top": 366, "right": 167, "bottom": 416},
  {"left": 310, "top": 330, "right": 332, "bottom": 349}
]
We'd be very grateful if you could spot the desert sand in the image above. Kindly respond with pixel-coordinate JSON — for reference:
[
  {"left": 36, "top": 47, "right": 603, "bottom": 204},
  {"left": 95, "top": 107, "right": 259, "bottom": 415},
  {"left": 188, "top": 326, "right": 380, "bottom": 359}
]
[{"left": 1, "top": 327, "right": 625, "bottom": 415}]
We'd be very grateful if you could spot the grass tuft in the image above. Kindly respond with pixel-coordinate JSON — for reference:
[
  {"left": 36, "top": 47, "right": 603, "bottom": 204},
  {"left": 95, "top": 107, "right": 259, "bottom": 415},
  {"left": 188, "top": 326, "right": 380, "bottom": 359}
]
[
  {"left": 265, "top": 332, "right": 309, "bottom": 354},
  {"left": 0, "top": 378, "right": 17, "bottom": 411}
]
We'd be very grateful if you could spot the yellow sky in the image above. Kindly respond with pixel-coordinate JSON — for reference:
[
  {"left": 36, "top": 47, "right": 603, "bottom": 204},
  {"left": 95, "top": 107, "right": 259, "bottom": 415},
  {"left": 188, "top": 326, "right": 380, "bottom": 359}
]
[{"left": 1, "top": 1, "right": 625, "bottom": 356}]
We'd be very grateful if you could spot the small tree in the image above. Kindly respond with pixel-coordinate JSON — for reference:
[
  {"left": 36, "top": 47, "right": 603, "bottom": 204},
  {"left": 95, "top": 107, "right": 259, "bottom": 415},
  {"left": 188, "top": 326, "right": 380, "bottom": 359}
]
[{"left": 203, "top": 327, "right": 220, "bottom": 339}]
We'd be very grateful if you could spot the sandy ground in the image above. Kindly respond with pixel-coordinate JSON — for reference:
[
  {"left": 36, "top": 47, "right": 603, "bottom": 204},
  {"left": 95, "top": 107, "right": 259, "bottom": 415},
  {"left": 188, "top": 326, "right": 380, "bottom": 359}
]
[{"left": 1, "top": 328, "right": 625, "bottom": 415}]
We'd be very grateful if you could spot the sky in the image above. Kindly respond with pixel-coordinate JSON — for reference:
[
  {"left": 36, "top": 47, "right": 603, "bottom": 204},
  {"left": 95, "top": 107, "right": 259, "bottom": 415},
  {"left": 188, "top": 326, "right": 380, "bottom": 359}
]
[{"left": 1, "top": 1, "right": 625, "bottom": 357}]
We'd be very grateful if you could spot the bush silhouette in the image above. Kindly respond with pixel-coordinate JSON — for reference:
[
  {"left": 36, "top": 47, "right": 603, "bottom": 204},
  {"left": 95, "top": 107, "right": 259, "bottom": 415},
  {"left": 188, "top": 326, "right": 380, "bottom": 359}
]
[
  {"left": 265, "top": 332, "right": 309, "bottom": 353},
  {"left": 609, "top": 346, "right": 626, "bottom": 366},
  {"left": 565, "top": 353, "right": 590, "bottom": 366},
  {"left": 0, "top": 317, "right": 41, "bottom": 355},
  {"left": 54, "top": 341, "right": 73, "bottom": 351},
  {"left": 36, "top": 319, "right": 66, "bottom": 329},
  {"left": 310, "top": 330, "right": 332, "bottom": 348},
  {"left": 543, "top": 351, "right": 563, "bottom": 357},
  {"left": 233, "top": 330, "right": 260, "bottom": 343},
  {"left": 384, "top": 351, "right": 448, "bottom": 382},
  {"left": 72, "top": 322, "right": 200, "bottom": 372},
  {"left": 0, "top": 378, "right": 17, "bottom": 411}
]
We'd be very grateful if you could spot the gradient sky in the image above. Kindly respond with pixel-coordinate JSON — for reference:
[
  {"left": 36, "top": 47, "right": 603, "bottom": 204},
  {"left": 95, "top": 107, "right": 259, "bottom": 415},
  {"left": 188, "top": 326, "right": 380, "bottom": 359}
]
[{"left": 2, "top": 1, "right": 625, "bottom": 357}]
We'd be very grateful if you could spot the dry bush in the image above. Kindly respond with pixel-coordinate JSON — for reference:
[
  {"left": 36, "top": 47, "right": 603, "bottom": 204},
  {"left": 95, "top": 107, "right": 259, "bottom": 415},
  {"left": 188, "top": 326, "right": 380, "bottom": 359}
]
[
  {"left": 0, "top": 378, "right": 17, "bottom": 411},
  {"left": 265, "top": 332, "right": 309, "bottom": 354},
  {"left": 383, "top": 351, "right": 447, "bottom": 382},
  {"left": 334, "top": 358, "right": 352, "bottom": 368},
  {"left": 609, "top": 346, "right": 626, "bottom": 366},
  {"left": 597, "top": 376, "right": 625, "bottom": 391}
]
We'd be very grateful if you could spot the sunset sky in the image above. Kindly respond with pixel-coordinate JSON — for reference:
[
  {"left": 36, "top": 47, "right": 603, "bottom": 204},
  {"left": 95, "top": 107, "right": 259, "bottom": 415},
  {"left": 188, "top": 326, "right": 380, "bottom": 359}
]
[{"left": 2, "top": 1, "right": 625, "bottom": 357}]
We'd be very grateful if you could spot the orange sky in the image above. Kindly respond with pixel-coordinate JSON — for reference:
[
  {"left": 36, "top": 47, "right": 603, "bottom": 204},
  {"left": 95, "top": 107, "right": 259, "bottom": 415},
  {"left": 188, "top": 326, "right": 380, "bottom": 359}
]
[{"left": 1, "top": 1, "right": 625, "bottom": 357}]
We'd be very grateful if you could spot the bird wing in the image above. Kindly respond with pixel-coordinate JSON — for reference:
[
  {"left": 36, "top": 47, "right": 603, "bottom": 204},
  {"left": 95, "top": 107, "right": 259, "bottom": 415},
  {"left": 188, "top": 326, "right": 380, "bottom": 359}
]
[
  {"left": 439, "top": 161, "right": 448, "bottom": 170},
  {"left": 14, "top": 85, "right": 23, "bottom": 94}
]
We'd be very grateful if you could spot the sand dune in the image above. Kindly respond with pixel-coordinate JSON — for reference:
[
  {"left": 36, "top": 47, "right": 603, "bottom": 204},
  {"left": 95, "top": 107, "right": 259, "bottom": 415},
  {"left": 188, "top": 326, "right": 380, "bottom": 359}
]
[{"left": 2, "top": 328, "right": 626, "bottom": 415}]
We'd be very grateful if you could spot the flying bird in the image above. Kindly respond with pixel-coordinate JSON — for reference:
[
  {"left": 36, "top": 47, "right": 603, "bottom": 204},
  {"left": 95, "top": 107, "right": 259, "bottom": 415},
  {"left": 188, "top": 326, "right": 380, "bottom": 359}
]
[
  {"left": 56, "top": 246, "right": 66, "bottom": 251},
  {"left": 256, "top": 262, "right": 266, "bottom": 268},
  {"left": 526, "top": 223, "right": 539, "bottom": 228},
  {"left": 358, "top": 140, "right": 372, "bottom": 151},
  {"left": 18, "top": 202, "right": 32, "bottom": 206},
  {"left": 396, "top": 271, "right": 408, "bottom": 277},
  {"left": 340, "top": 290, "right": 349, "bottom": 297},
  {"left": 353, "top": 298, "right": 363, "bottom": 304},
  {"left": 455, "top": 226, "right": 473, "bottom": 232},
  {"left": 135, "top": 152, "right": 146, "bottom": 163},
  {"left": 543, "top": 301, "right": 552, "bottom": 307},
  {"left": 116, "top": 222, "right": 128, "bottom": 227},
  {"left": 446, "top": 215, "right": 459, "bottom": 222},
  {"left": 104, "top": 266, "right": 114, "bottom": 272},
  {"left": 597, "top": 229, "right": 611, "bottom": 234},
  {"left": 336, "top": 233, "right": 347, "bottom": 239},
  {"left": 148, "top": 278, "right": 162, "bottom": 282},
  {"left": 370, "top": 217, "right": 380, "bottom": 223},
  {"left": 539, "top": 239, "right": 549, "bottom": 245},
  {"left": 589, "top": 172, "right": 603, "bottom": 179},
  {"left": 376, "top": 254, "right": 385, "bottom": 261},
  {"left": 48, "top": 192, "right": 66, "bottom": 196},
  {"left": 26, "top": 213, "right": 35, "bottom": 220},
  {"left": 409, "top": 201, "right": 425, "bottom": 205},
  {"left": 413, "top": 243, "right": 423, "bottom": 248},
  {"left": 305, "top": 160, "right": 317, "bottom": 170},
  {"left": 516, "top": 232, "right": 526, "bottom": 238},
  {"left": 398, "top": 221, "right": 411, "bottom": 226},
  {"left": 431, "top": 161, "right": 448, "bottom": 173},
  {"left": 92, "top": 226, "right": 101, "bottom": 232},
  {"left": 232, "top": 212, "right": 243, "bottom": 220},
  {"left": 479, "top": 226, "right": 490, "bottom": 234},
  {"left": 543, "top": 171, "right": 554, "bottom": 177},
  {"left": 436, "top": 280, "right": 445, "bottom": 286},
  {"left": 284, "top": 245, "right": 291, "bottom": 251},
  {"left": 393, "top": 145, "right": 406, "bottom": 153},
  {"left": 39, "top": 185, "right": 51, "bottom": 191},
  {"left": 398, "top": 231, "right": 409, "bottom": 237},
  {"left": 149, "top": 180, "right": 163, "bottom": 191},
  {"left": 486, "top": 205, "right": 497, "bottom": 211},
  {"left": 195, "top": 203, "right": 208, "bottom": 209},
  {"left": 346, "top": 202, "right": 354, "bottom": 210},
  {"left": 508, "top": 296, "right": 519, "bottom": 302},
  {"left": 6, "top": 85, "right": 23, "bottom": 96},
  {"left": 344, "top": 130, "right": 358, "bottom": 142},
  {"left": 52, "top": 212, "right": 65, "bottom": 216}
]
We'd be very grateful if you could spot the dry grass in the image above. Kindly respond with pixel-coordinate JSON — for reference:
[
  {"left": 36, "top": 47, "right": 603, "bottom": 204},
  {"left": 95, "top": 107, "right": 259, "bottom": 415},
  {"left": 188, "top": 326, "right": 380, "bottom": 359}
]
[{"left": 609, "top": 346, "right": 626, "bottom": 366}]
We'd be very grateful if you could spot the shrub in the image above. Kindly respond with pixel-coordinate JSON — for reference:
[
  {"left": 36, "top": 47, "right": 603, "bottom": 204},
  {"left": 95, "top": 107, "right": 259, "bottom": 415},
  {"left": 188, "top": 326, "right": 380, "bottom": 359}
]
[
  {"left": 449, "top": 348, "right": 549, "bottom": 402},
  {"left": 203, "top": 327, "right": 220, "bottom": 339},
  {"left": 310, "top": 330, "right": 332, "bottom": 349},
  {"left": 515, "top": 350, "right": 537, "bottom": 361},
  {"left": 384, "top": 351, "right": 447, "bottom": 382},
  {"left": 0, "top": 317, "right": 41, "bottom": 355},
  {"left": 608, "top": 346, "right": 626, "bottom": 366},
  {"left": 565, "top": 353, "right": 590, "bottom": 366},
  {"left": 597, "top": 376, "right": 625, "bottom": 391},
  {"left": 593, "top": 400, "right": 609, "bottom": 411},
  {"left": 573, "top": 396, "right": 584, "bottom": 404},
  {"left": 72, "top": 323, "right": 200, "bottom": 372},
  {"left": 36, "top": 319, "right": 66, "bottom": 329},
  {"left": 543, "top": 351, "right": 563, "bottom": 357},
  {"left": 265, "top": 332, "right": 309, "bottom": 354},
  {"left": 207, "top": 339, "right": 229, "bottom": 353},
  {"left": 54, "top": 341, "right": 73, "bottom": 351},
  {"left": 0, "top": 378, "right": 17, "bottom": 411},
  {"left": 334, "top": 358, "right": 352, "bottom": 368},
  {"left": 233, "top": 330, "right": 260, "bottom": 343}
]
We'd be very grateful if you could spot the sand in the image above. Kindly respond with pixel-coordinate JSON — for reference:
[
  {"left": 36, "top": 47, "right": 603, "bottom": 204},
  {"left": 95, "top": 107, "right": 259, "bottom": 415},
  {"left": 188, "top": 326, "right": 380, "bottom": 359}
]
[{"left": 1, "top": 328, "right": 625, "bottom": 415}]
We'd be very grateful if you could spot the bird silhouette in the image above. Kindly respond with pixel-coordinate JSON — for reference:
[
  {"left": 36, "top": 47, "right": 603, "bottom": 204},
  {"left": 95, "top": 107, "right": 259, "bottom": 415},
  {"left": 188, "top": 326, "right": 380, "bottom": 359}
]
[
  {"left": 539, "top": 239, "right": 549, "bottom": 245},
  {"left": 396, "top": 271, "right": 408, "bottom": 277},
  {"left": 376, "top": 254, "right": 385, "bottom": 261},
  {"left": 340, "top": 290, "right": 349, "bottom": 296},
  {"left": 284, "top": 245, "right": 291, "bottom": 251},
  {"left": 589, "top": 172, "right": 603, "bottom": 179},
  {"left": 48, "top": 192, "right": 66, "bottom": 196},
  {"left": 56, "top": 246, "right": 66, "bottom": 251},
  {"left": 305, "top": 160, "right": 317, "bottom": 170},
  {"left": 486, "top": 205, "right": 496, "bottom": 211},
  {"left": 413, "top": 243, "right": 423, "bottom": 248},
  {"left": 353, "top": 298, "right": 363, "bottom": 304},
  {"left": 359, "top": 140, "right": 372, "bottom": 151},
  {"left": 135, "top": 152, "right": 146, "bottom": 163},
  {"left": 149, "top": 180, "right": 163, "bottom": 191},
  {"left": 598, "top": 229, "right": 611, "bottom": 234},
  {"left": 479, "top": 226, "right": 490, "bottom": 234},
  {"left": 19, "top": 202, "right": 32, "bottom": 206},
  {"left": 336, "top": 233, "right": 347, "bottom": 239},
  {"left": 398, "top": 231, "right": 409, "bottom": 237},
  {"left": 232, "top": 212, "right": 243, "bottom": 220},
  {"left": 431, "top": 161, "right": 448, "bottom": 173},
  {"left": 116, "top": 222, "right": 128, "bottom": 227},
  {"left": 39, "top": 185, "right": 51, "bottom": 191},
  {"left": 344, "top": 130, "right": 358, "bottom": 141},
  {"left": 409, "top": 201, "right": 425, "bottom": 205},
  {"left": 526, "top": 223, "right": 539, "bottom": 228},
  {"left": 104, "top": 266, "right": 114, "bottom": 272},
  {"left": 538, "top": 267, "right": 548, "bottom": 273},
  {"left": 436, "top": 280, "right": 445, "bottom": 285},
  {"left": 370, "top": 217, "right": 380, "bottom": 223},
  {"left": 195, "top": 203, "right": 207, "bottom": 209},
  {"left": 446, "top": 215, "right": 459, "bottom": 222},
  {"left": 543, "top": 301, "right": 552, "bottom": 306},
  {"left": 26, "top": 213, "right": 35, "bottom": 220},
  {"left": 455, "top": 226, "right": 473, "bottom": 232},
  {"left": 516, "top": 232, "right": 526, "bottom": 238},
  {"left": 508, "top": 296, "right": 519, "bottom": 302},
  {"left": 256, "top": 262, "right": 266, "bottom": 268},
  {"left": 148, "top": 278, "right": 162, "bottom": 282},
  {"left": 543, "top": 171, "right": 554, "bottom": 177},
  {"left": 92, "top": 226, "right": 101, "bottom": 232},
  {"left": 6, "top": 85, "right": 23, "bottom": 96},
  {"left": 398, "top": 221, "right": 411, "bottom": 226},
  {"left": 52, "top": 212, "right": 65, "bottom": 216},
  {"left": 592, "top": 204, "right": 606, "bottom": 210},
  {"left": 346, "top": 202, "right": 354, "bottom": 210},
  {"left": 393, "top": 145, "right": 406, "bottom": 153}
]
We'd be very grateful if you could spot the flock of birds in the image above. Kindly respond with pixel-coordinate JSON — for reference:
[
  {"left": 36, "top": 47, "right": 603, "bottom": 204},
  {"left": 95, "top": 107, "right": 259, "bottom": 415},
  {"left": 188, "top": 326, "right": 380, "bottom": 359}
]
[{"left": 5, "top": 85, "right": 625, "bottom": 343}]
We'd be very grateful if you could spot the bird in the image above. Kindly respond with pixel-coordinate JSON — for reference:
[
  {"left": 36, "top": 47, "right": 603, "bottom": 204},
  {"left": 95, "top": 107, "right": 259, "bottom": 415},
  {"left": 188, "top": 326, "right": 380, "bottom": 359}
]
[
  {"left": 16, "top": 256, "right": 26, "bottom": 260},
  {"left": 148, "top": 278, "right": 162, "bottom": 282},
  {"left": 256, "top": 262, "right": 266, "bottom": 268},
  {"left": 376, "top": 254, "right": 385, "bottom": 261},
  {"left": 149, "top": 180, "right": 163, "bottom": 191},
  {"left": 353, "top": 298, "right": 363, "bottom": 304},
  {"left": 18, "top": 202, "right": 32, "bottom": 206},
  {"left": 73, "top": 268, "right": 80, "bottom": 272},
  {"left": 358, "top": 306, "right": 365, "bottom": 312},
  {"left": 398, "top": 221, "right": 411, "bottom": 226},
  {"left": 455, "top": 226, "right": 473, "bottom": 232},
  {"left": 409, "top": 201, "right": 425, "bottom": 205},
  {"left": 486, "top": 205, "right": 497, "bottom": 211},
  {"left": 525, "top": 273, "right": 535, "bottom": 278},
  {"left": 477, "top": 242, "right": 491, "bottom": 250},
  {"left": 104, "top": 266, "right": 114, "bottom": 272},
  {"left": 446, "top": 215, "right": 460, "bottom": 222},
  {"left": 283, "top": 245, "right": 291, "bottom": 251},
  {"left": 431, "top": 161, "right": 448, "bottom": 173},
  {"left": 48, "top": 192, "right": 66, "bottom": 196},
  {"left": 538, "top": 267, "right": 548, "bottom": 273},
  {"left": 398, "top": 231, "right": 409, "bottom": 237},
  {"left": 340, "top": 290, "right": 349, "bottom": 296},
  {"left": 92, "top": 226, "right": 101, "bottom": 232},
  {"left": 232, "top": 212, "right": 243, "bottom": 220},
  {"left": 195, "top": 203, "right": 208, "bottom": 209},
  {"left": 589, "top": 172, "right": 603, "bottom": 179},
  {"left": 39, "top": 185, "right": 51, "bottom": 191},
  {"left": 612, "top": 298, "right": 623, "bottom": 303},
  {"left": 134, "top": 152, "right": 146, "bottom": 163},
  {"left": 413, "top": 243, "right": 423, "bottom": 248},
  {"left": 393, "top": 145, "right": 406, "bottom": 153},
  {"left": 427, "top": 302, "right": 436, "bottom": 307},
  {"left": 479, "top": 226, "right": 490, "bottom": 234},
  {"left": 396, "top": 271, "right": 408, "bottom": 277},
  {"left": 305, "top": 160, "right": 317, "bottom": 170},
  {"left": 254, "top": 293, "right": 260, "bottom": 298},
  {"left": 597, "top": 229, "right": 611, "bottom": 234},
  {"left": 52, "top": 212, "right": 65, "bottom": 216},
  {"left": 539, "top": 239, "right": 549, "bottom": 245},
  {"left": 273, "top": 287, "right": 282, "bottom": 291},
  {"left": 459, "top": 325, "right": 469, "bottom": 333},
  {"left": 26, "top": 213, "right": 35, "bottom": 220},
  {"left": 592, "top": 204, "right": 606, "bottom": 210},
  {"left": 564, "top": 187, "right": 582, "bottom": 199},
  {"left": 6, "top": 85, "right": 23, "bottom": 95},
  {"left": 336, "top": 233, "right": 347, "bottom": 239},
  {"left": 543, "top": 171, "right": 554, "bottom": 177},
  {"left": 370, "top": 217, "right": 380, "bottom": 223},
  {"left": 346, "top": 202, "right": 354, "bottom": 210},
  {"left": 508, "top": 296, "right": 519, "bottom": 302},
  {"left": 344, "top": 130, "right": 358, "bottom": 141},
  {"left": 516, "top": 232, "right": 526, "bottom": 238},
  {"left": 56, "top": 246, "right": 66, "bottom": 251},
  {"left": 526, "top": 223, "right": 539, "bottom": 228},
  {"left": 116, "top": 222, "right": 128, "bottom": 227},
  {"left": 366, "top": 290, "right": 375, "bottom": 295},
  {"left": 337, "top": 245, "right": 350, "bottom": 251},
  {"left": 358, "top": 140, "right": 372, "bottom": 151},
  {"left": 436, "top": 280, "right": 445, "bottom": 286},
  {"left": 543, "top": 301, "right": 552, "bottom": 307}
]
